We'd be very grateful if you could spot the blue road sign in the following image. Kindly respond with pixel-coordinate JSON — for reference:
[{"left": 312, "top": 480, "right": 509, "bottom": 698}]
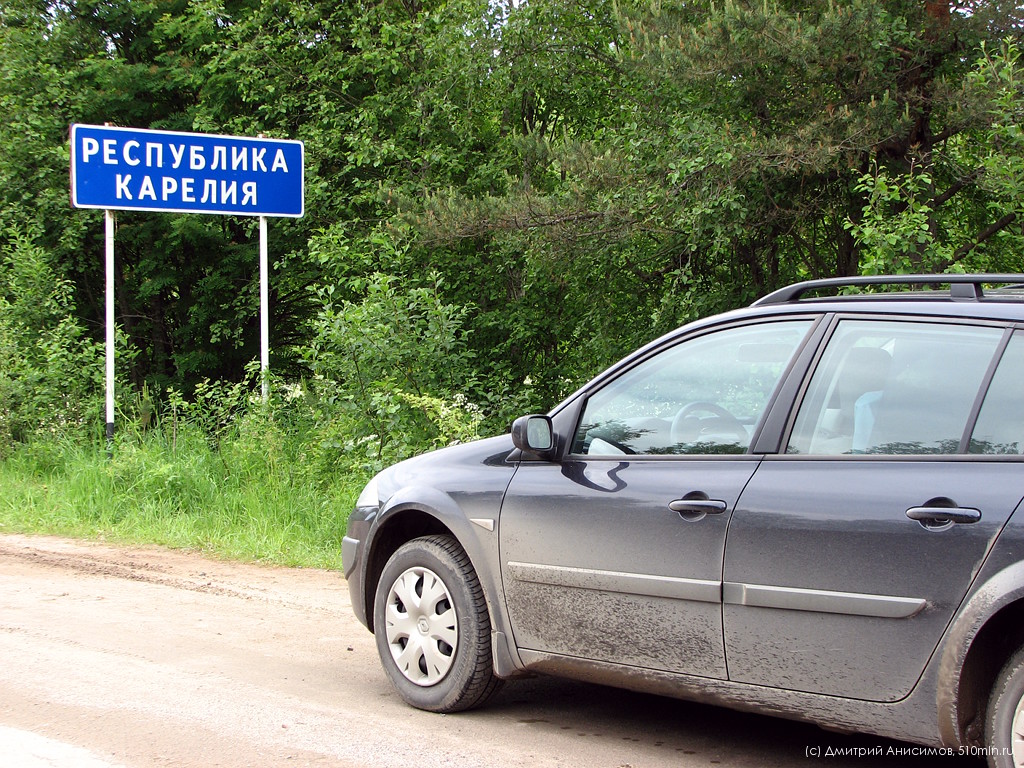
[{"left": 70, "top": 124, "right": 304, "bottom": 218}]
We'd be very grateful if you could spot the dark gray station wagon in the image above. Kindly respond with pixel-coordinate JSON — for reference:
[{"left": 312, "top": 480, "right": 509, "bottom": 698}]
[{"left": 343, "top": 275, "right": 1024, "bottom": 766}]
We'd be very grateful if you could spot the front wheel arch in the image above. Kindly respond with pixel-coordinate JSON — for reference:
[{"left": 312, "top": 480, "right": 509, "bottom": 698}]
[{"left": 363, "top": 509, "right": 450, "bottom": 634}]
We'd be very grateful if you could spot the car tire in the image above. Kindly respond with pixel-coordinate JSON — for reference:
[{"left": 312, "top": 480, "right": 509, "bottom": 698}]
[
  {"left": 986, "top": 646, "right": 1024, "bottom": 767},
  {"left": 373, "top": 534, "right": 502, "bottom": 712}
]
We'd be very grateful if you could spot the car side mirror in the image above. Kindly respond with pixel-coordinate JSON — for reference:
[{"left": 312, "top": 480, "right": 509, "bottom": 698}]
[{"left": 511, "top": 414, "right": 556, "bottom": 459}]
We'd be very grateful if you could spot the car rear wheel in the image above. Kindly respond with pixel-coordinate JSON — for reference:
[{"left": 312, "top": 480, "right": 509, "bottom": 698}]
[
  {"left": 986, "top": 647, "right": 1024, "bottom": 767},
  {"left": 373, "top": 534, "right": 502, "bottom": 712}
]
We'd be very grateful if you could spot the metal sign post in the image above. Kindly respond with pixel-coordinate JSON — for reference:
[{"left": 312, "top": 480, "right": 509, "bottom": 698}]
[
  {"left": 260, "top": 215, "right": 270, "bottom": 401},
  {"left": 70, "top": 124, "right": 305, "bottom": 439},
  {"left": 105, "top": 210, "right": 115, "bottom": 448}
]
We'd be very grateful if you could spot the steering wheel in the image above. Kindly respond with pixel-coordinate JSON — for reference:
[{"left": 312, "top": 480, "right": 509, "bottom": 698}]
[
  {"left": 587, "top": 435, "right": 637, "bottom": 456},
  {"left": 670, "top": 401, "right": 748, "bottom": 445}
]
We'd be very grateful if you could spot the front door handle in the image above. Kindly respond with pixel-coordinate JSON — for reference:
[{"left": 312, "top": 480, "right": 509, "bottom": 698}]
[
  {"left": 906, "top": 503, "right": 981, "bottom": 529},
  {"left": 669, "top": 494, "right": 728, "bottom": 522}
]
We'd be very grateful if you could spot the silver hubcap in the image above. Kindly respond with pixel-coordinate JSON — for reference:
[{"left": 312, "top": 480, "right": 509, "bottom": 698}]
[
  {"left": 1013, "top": 693, "right": 1024, "bottom": 767},
  {"left": 384, "top": 566, "right": 458, "bottom": 686}
]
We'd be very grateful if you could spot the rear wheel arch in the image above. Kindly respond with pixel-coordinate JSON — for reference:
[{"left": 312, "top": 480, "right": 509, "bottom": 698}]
[
  {"left": 985, "top": 644, "right": 1024, "bottom": 766},
  {"left": 942, "top": 561, "right": 1024, "bottom": 748},
  {"left": 955, "top": 599, "right": 1024, "bottom": 746}
]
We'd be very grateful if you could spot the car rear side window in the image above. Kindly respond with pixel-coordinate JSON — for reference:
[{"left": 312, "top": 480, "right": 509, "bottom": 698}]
[
  {"left": 787, "top": 320, "right": 1003, "bottom": 455},
  {"left": 572, "top": 320, "right": 813, "bottom": 456},
  {"left": 970, "top": 332, "right": 1024, "bottom": 455}
]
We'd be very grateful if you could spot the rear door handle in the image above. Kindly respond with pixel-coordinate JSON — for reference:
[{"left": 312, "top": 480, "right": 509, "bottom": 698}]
[{"left": 906, "top": 505, "right": 981, "bottom": 527}]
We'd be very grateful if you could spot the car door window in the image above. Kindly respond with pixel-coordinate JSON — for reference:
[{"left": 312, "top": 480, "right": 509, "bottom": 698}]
[
  {"left": 572, "top": 320, "right": 813, "bottom": 456},
  {"left": 787, "top": 320, "right": 1003, "bottom": 455},
  {"left": 971, "top": 332, "right": 1024, "bottom": 455}
]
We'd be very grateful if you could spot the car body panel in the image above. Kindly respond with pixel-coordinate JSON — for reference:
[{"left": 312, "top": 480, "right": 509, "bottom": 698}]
[
  {"left": 500, "top": 456, "right": 760, "bottom": 677},
  {"left": 344, "top": 436, "right": 517, "bottom": 653},
  {"left": 936, "top": 512, "right": 1024, "bottom": 745},
  {"left": 514, "top": 646, "right": 944, "bottom": 747},
  {"left": 724, "top": 459, "right": 1024, "bottom": 701}
]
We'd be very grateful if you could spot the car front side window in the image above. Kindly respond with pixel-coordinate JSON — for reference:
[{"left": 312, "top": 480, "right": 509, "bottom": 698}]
[{"left": 572, "top": 320, "right": 813, "bottom": 456}]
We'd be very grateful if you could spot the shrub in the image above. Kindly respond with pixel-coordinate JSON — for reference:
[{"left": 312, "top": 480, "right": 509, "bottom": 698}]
[{"left": 0, "top": 226, "right": 103, "bottom": 452}]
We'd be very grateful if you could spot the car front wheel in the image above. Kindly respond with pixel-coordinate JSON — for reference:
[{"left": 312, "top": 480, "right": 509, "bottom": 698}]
[{"left": 373, "top": 534, "right": 502, "bottom": 712}]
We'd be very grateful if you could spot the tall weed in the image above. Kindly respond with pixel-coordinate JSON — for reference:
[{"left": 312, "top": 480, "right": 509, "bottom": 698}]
[{"left": 0, "top": 379, "right": 362, "bottom": 568}]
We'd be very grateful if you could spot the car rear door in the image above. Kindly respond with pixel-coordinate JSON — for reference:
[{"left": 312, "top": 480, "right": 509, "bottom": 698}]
[{"left": 723, "top": 317, "right": 1024, "bottom": 702}]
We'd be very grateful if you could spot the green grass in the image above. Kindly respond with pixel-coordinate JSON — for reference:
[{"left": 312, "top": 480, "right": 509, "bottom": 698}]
[{"left": 0, "top": 425, "right": 368, "bottom": 570}]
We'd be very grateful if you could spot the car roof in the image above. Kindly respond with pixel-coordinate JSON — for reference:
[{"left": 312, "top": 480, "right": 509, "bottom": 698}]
[{"left": 646, "top": 273, "right": 1024, "bottom": 359}]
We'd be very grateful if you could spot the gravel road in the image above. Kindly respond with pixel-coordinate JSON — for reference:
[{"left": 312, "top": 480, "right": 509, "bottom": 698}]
[{"left": 0, "top": 534, "right": 982, "bottom": 768}]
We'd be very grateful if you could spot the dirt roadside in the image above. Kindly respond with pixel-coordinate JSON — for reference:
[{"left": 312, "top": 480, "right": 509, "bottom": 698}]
[
  {"left": 2, "top": 532, "right": 712, "bottom": 768},
  {"left": 0, "top": 533, "right": 382, "bottom": 767},
  {"left": 0, "top": 533, "right": 982, "bottom": 768}
]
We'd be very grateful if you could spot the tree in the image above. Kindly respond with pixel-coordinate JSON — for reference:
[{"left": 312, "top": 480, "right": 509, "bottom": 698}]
[
  {"left": 2, "top": 0, "right": 1022, "bottom": 434},
  {"left": 0, "top": 0, "right": 316, "bottom": 395},
  {"left": 403, "top": 0, "right": 1023, "bottom": 400}
]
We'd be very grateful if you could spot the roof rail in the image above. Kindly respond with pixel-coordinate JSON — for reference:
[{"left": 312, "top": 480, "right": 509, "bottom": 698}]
[{"left": 752, "top": 274, "right": 1024, "bottom": 306}]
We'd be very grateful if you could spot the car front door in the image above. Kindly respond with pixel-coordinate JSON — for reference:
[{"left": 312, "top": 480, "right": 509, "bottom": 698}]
[
  {"left": 723, "top": 318, "right": 1024, "bottom": 702},
  {"left": 499, "top": 319, "right": 815, "bottom": 678}
]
